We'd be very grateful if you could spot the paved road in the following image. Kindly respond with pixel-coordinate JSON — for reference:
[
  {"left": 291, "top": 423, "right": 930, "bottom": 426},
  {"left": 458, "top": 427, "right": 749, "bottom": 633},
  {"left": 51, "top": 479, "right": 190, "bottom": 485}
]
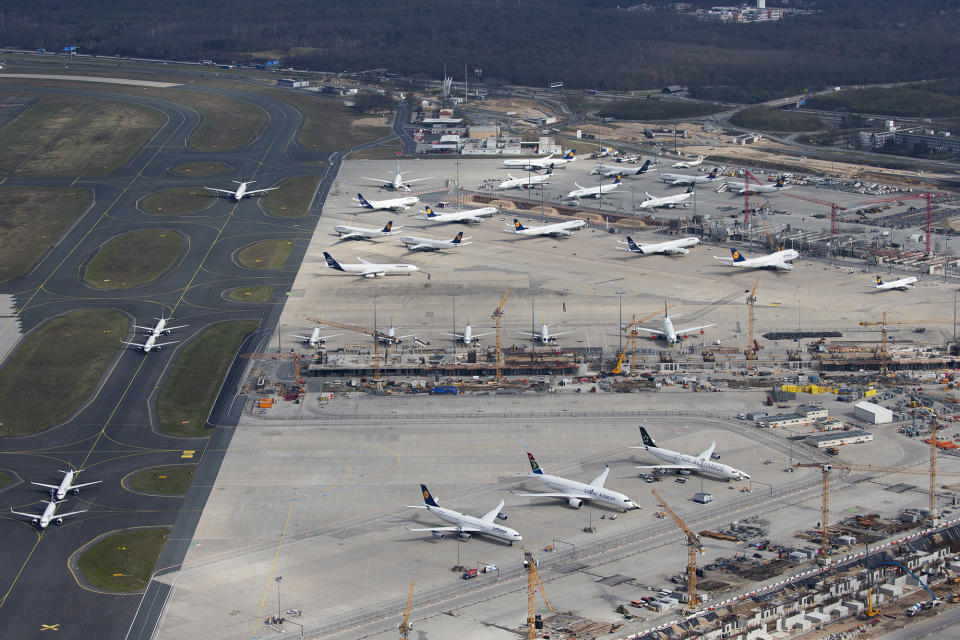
[{"left": 876, "top": 605, "right": 960, "bottom": 640}]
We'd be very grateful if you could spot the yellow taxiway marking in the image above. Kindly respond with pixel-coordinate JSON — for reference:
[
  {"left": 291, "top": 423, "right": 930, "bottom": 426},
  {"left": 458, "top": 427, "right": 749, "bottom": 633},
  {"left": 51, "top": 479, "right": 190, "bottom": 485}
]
[
  {"left": 181, "top": 450, "right": 195, "bottom": 459},
  {"left": 251, "top": 500, "right": 295, "bottom": 639},
  {"left": 41, "top": 623, "right": 60, "bottom": 631}
]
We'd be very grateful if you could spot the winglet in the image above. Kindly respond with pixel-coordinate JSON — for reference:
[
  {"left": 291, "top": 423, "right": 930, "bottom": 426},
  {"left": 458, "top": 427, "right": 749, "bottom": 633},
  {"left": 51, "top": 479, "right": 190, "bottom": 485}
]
[
  {"left": 527, "top": 452, "right": 544, "bottom": 475},
  {"left": 323, "top": 252, "right": 344, "bottom": 271},
  {"left": 420, "top": 484, "right": 439, "bottom": 507}
]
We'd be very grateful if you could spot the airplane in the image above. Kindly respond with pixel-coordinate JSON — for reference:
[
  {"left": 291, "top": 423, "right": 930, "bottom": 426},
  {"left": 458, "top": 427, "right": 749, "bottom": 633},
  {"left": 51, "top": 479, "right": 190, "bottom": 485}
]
[
  {"left": 567, "top": 174, "right": 622, "bottom": 199},
  {"left": 671, "top": 155, "right": 707, "bottom": 168},
  {"left": 591, "top": 160, "right": 655, "bottom": 177},
  {"left": 378, "top": 317, "right": 415, "bottom": 345},
  {"left": 627, "top": 302, "right": 716, "bottom": 345},
  {"left": 361, "top": 163, "right": 434, "bottom": 192},
  {"left": 509, "top": 218, "right": 587, "bottom": 238},
  {"left": 629, "top": 426, "right": 751, "bottom": 481},
  {"left": 290, "top": 324, "right": 341, "bottom": 347},
  {"left": 517, "top": 313, "right": 573, "bottom": 344},
  {"left": 443, "top": 313, "right": 493, "bottom": 344},
  {"left": 500, "top": 149, "right": 576, "bottom": 171},
  {"left": 875, "top": 275, "right": 918, "bottom": 291},
  {"left": 355, "top": 193, "right": 420, "bottom": 212},
  {"left": 406, "top": 484, "right": 522, "bottom": 544},
  {"left": 203, "top": 180, "right": 277, "bottom": 201},
  {"left": 420, "top": 205, "right": 496, "bottom": 224},
  {"left": 121, "top": 331, "right": 179, "bottom": 353},
  {"left": 333, "top": 220, "right": 403, "bottom": 241},
  {"left": 617, "top": 235, "right": 700, "bottom": 256},
  {"left": 10, "top": 500, "right": 88, "bottom": 529},
  {"left": 322, "top": 252, "right": 419, "bottom": 278},
  {"left": 512, "top": 452, "right": 640, "bottom": 511},
  {"left": 31, "top": 470, "right": 102, "bottom": 501},
  {"left": 713, "top": 246, "right": 800, "bottom": 271},
  {"left": 635, "top": 188, "right": 694, "bottom": 210},
  {"left": 659, "top": 168, "right": 719, "bottom": 186},
  {"left": 134, "top": 316, "right": 187, "bottom": 338},
  {"left": 401, "top": 231, "right": 472, "bottom": 251},
  {"left": 496, "top": 169, "right": 553, "bottom": 190},
  {"left": 721, "top": 175, "right": 790, "bottom": 195}
]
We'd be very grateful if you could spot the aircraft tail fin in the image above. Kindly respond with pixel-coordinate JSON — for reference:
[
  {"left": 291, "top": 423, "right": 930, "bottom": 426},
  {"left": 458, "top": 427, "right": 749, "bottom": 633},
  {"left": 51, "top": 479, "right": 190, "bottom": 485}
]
[
  {"left": 877, "top": 275, "right": 884, "bottom": 286},
  {"left": 564, "top": 149, "right": 575, "bottom": 159},
  {"left": 513, "top": 219, "right": 526, "bottom": 232},
  {"left": 527, "top": 452, "right": 544, "bottom": 475},
  {"left": 776, "top": 175, "right": 785, "bottom": 187},
  {"left": 708, "top": 168, "right": 718, "bottom": 179},
  {"left": 730, "top": 247, "right": 746, "bottom": 263},
  {"left": 613, "top": 174, "right": 622, "bottom": 184},
  {"left": 626, "top": 236, "right": 643, "bottom": 253},
  {"left": 382, "top": 221, "right": 393, "bottom": 233},
  {"left": 639, "top": 426, "right": 656, "bottom": 448},
  {"left": 638, "top": 160, "right": 650, "bottom": 173},
  {"left": 419, "top": 484, "right": 439, "bottom": 507},
  {"left": 424, "top": 205, "right": 437, "bottom": 218},
  {"left": 357, "top": 193, "right": 373, "bottom": 209},
  {"left": 452, "top": 232, "right": 464, "bottom": 245},
  {"left": 323, "top": 252, "right": 345, "bottom": 271}
]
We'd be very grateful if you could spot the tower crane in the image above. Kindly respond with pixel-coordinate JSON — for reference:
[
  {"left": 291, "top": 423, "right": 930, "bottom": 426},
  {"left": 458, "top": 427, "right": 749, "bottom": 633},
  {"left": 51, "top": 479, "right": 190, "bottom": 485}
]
[
  {"left": 745, "top": 277, "right": 759, "bottom": 369},
  {"left": 611, "top": 305, "right": 674, "bottom": 375},
  {"left": 652, "top": 489, "right": 704, "bottom": 614},
  {"left": 524, "top": 551, "right": 553, "bottom": 640},
  {"left": 308, "top": 315, "right": 388, "bottom": 390},
  {"left": 492, "top": 288, "right": 511, "bottom": 382},
  {"left": 399, "top": 582, "right": 414, "bottom": 640}
]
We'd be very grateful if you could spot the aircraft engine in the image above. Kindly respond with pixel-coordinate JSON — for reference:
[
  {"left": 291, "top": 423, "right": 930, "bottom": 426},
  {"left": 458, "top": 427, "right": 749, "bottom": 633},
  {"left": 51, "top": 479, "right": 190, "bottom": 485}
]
[
  {"left": 457, "top": 532, "right": 472, "bottom": 540},
  {"left": 496, "top": 512, "right": 508, "bottom": 521},
  {"left": 55, "top": 517, "right": 63, "bottom": 525},
  {"left": 567, "top": 498, "right": 584, "bottom": 509},
  {"left": 163, "top": 330, "right": 171, "bottom": 335},
  {"left": 364, "top": 273, "right": 377, "bottom": 279},
  {"left": 154, "top": 346, "right": 162, "bottom": 352},
  {"left": 31, "top": 518, "right": 38, "bottom": 525},
  {"left": 431, "top": 531, "right": 444, "bottom": 539},
  {"left": 137, "top": 346, "right": 146, "bottom": 352}
]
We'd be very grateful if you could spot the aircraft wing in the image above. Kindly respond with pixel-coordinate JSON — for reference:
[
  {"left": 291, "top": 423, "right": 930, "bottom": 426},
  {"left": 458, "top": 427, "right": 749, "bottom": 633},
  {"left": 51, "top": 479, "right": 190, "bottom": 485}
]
[
  {"left": 772, "top": 261, "right": 795, "bottom": 271},
  {"left": 441, "top": 332, "right": 464, "bottom": 339},
  {"left": 406, "top": 526, "right": 482, "bottom": 533},
  {"left": 635, "top": 464, "right": 698, "bottom": 470},
  {"left": 164, "top": 324, "right": 188, "bottom": 331},
  {"left": 512, "top": 491, "right": 592, "bottom": 500},
  {"left": 662, "top": 247, "right": 691, "bottom": 255},
  {"left": 404, "top": 242, "right": 431, "bottom": 250},
  {"left": 30, "top": 482, "right": 59, "bottom": 490},
  {"left": 120, "top": 340, "right": 146, "bottom": 348},
  {"left": 404, "top": 177, "right": 433, "bottom": 184},
  {"left": 481, "top": 499, "right": 506, "bottom": 523},
  {"left": 71, "top": 481, "right": 103, "bottom": 490},
  {"left": 590, "top": 465, "right": 610, "bottom": 488},
  {"left": 291, "top": 334, "right": 312, "bottom": 341},
  {"left": 52, "top": 508, "right": 88, "bottom": 519},
  {"left": 550, "top": 330, "right": 575, "bottom": 337},
  {"left": 670, "top": 179, "right": 690, "bottom": 186},
  {"left": 356, "top": 257, "right": 372, "bottom": 265},
  {"left": 362, "top": 177, "right": 392, "bottom": 184},
  {"left": 632, "top": 327, "right": 666, "bottom": 337},
  {"left": 10, "top": 508, "right": 41, "bottom": 519},
  {"left": 471, "top": 331, "right": 495, "bottom": 338},
  {"left": 556, "top": 229, "right": 574, "bottom": 236},
  {"left": 675, "top": 323, "right": 717, "bottom": 335},
  {"left": 203, "top": 187, "right": 235, "bottom": 196},
  {"left": 516, "top": 331, "right": 537, "bottom": 337},
  {"left": 133, "top": 324, "right": 155, "bottom": 332},
  {"left": 151, "top": 341, "right": 179, "bottom": 349},
  {"left": 245, "top": 187, "right": 278, "bottom": 196},
  {"left": 712, "top": 256, "right": 734, "bottom": 263},
  {"left": 336, "top": 233, "right": 366, "bottom": 241},
  {"left": 698, "top": 442, "right": 717, "bottom": 461}
]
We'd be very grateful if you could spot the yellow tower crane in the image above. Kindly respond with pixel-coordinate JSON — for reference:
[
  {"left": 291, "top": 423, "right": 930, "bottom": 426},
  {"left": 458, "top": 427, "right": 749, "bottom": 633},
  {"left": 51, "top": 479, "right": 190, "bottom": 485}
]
[
  {"left": 612, "top": 305, "right": 675, "bottom": 375},
  {"left": 745, "top": 277, "right": 759, "bottom": 369},
  {"left": 399, "top": 582, "right": 414, "bottom": 640},
  {"left": 525, "top": 551, "right": 553, "bottom": 640},
  {"left": 652, "top": 489, "right": 704, "bottom": 614},
  {"left": 308, "top": 315, "right": 389, "bottom": 390},
  {"left": 492, "top": 288, "right": 511, "bottom": 382}
]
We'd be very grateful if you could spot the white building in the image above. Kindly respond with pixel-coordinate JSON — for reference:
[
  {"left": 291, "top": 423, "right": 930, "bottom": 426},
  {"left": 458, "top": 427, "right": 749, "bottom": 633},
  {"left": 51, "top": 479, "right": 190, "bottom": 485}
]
[
  {"left": 854, "top": 401, "right": 893, "bottom": 424},
  {"left": 806, "top": 430, "right": 874, "bottom": 448}
]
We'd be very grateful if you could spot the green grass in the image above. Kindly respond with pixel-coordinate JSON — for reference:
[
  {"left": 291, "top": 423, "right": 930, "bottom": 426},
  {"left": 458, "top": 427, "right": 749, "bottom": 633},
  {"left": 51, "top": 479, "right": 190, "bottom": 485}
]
[
  {"left": 348, "top": 145, "right": 404, "bottom": 160},
  {"left": 156, "top": 320, "right": 257, "bottom": 437},
  {"left": 275, "top": 93, "right": 391, "bottom": 151},
  {"left": 85, "top": 230, "right": 185, "bottom": 288},
  {"left": 128, "top": 465, "right": 196, "bottom": 495},
  {"left": 594, "top": 98, "right": 721, "bottom": 121},
  {"left": 805, "top": 86, "right": 960, "bottom": 119},
  {"left": 139, "top": 187, "right": 210, "bottom": 216},
  {"left": 262, "top": 176, "right": 321, "bottom": 218},
  {"left": 0, "top": 96, "right": 163, "bottom": 176},
  {"left": 224, "top": 285, "right": 275, "bottom": 302},
  {"left": 0, "top": 309, "right": 127, "bottom": 437},
  {"left": 77, "top": 528, "right": 169, "bottom": 592},
  {"left": 0, "top": 471, "right": 12, "bottom": 489},
  {"left": 236, "top": 239, "right": 293, "bottom": 270},
  {"left": 169, "top": 162, "right": 232, "bottom": 177},
  {"left": 0, "top": 186, "right": 90, "bottom": 284},
  {"left": 177, "top": 91, "right": 266, "bottom": 151},
  {"left": 730, "top": 107, "right": 823, "bottom": 132}
]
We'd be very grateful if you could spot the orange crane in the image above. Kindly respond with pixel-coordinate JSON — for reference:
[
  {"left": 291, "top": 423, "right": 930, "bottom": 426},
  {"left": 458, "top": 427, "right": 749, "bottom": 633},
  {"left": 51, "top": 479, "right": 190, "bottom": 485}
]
[
  {"left": 612, "top": 305, "right": 674, "bottom": 375},
  {"left": 746, "top": 277, "right": 759, "bottom": 368},
  {"left": 308, "top": 315, "right": 387, "bottom": 390},
  {"left": 399, "top": 582, "right": 414, "bottom": 640},
  {"left": 652, "top": 489, "right": 704, "bottom": 614},
  {"left": 525, "top": 551, "right": 553, "bottom": 640},
  {"left": 492, "top": 289, "right": 511, "bottom": 382}
]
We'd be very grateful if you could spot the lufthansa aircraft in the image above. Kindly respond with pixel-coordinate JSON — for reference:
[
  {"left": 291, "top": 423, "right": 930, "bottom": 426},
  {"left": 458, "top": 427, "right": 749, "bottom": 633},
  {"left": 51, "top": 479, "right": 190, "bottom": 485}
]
[
  {"left": 512, "top": 452, "right": 640, "bottom": 511},
  {"left": 406, "top": 484, "right": 522, "bottom": 544}
]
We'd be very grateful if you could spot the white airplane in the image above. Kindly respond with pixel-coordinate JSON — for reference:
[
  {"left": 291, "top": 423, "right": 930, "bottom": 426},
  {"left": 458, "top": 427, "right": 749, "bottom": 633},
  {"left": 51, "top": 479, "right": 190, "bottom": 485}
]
[
  {"left": 134, "top": 316, "right": 187, "bottom": 338},
  {"left": 512, "top": 452, "right": 640, "bottom": 511},
  {"left": 517, "top": 314, "right": 573, "bottom": 344},
  {"left": 713, "top": 246, "right": 799, "bottom": 271},
  {"left": 402, "top": 231, "right": 472, "bottom": 252},
  {"left": 31, "top": 470, "right": 102, "bottom": 501},
  {"left": 567, "top": 174, "right": 622, "bottom": 199},
  {"left": 443, "top": 314, "right": 493, "bottom": 344},
  {"left": 591, "top": 160, "right": 655, "bottom": 177},
  {"left": 420, "top": 205, "right": 496, "bottom": 224},
  {"left": 322, "top": 252, "right": 419, "bottom": 278},
  {"left": 333, "top": 220, "right": 402, "bottom": 241},
  {"left": 672, "top": 155, "right": 706, "bottom": 168},
  {"left": 355, "top": 193, "right": 420, "bottom": 212},
  {"left": 378, "top": 317, "right": 415, "bottom": 345},
  {"left": 722, "top": 175, "right": 790, "bottom": 195},
  {"left": 361, "top": 163, "right": 433, "bottom": 192},
  {"left": 635, "top": 188, "right": 694, "bottom": 210},
  {"left": 203, "top": 180, "right": 277, "bottom": 201},
  {"left": 406, "top": 484, "right": 522, "bottom": 544},
  {"left": 659, "top": 168, "right": 719, "bottom": 186},
  {"left": 875, "top": 275, "right": 918, "bottom": 291},
  {"left": 121, "top": 331, "right": 178, "bottom": 353},
  {"left": 500, "top": 149, "right": 576, "bottom": 171},
  {"left": 629, "top": 427, "right": 751, "bottom": 481},
  {"left": 509, "top": 218, "right": 587, "bottom": 237},
  {"left": 291, "top": 324, "right": 341, "bottom": 347},
  {"left": 617, "top": 235, "right": 700, "bottom": 256},
  {"left": 496, "top": 169, "right": 553, "bottom": 190},
  {"left": 628, "top": 303, "right": 716, "bottom": 345},
  {"left": 10, "top": 500, "right": 88, "bottom": 529}
]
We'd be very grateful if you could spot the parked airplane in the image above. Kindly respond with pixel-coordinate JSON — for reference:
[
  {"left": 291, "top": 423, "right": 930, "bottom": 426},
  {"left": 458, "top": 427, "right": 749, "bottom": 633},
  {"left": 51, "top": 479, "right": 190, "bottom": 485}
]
[
  {"left": 672, "top": 155, "right": 707, "bottom": 168},
  {"left": 420, "top": 205, "right": 496, "bottom": 224},
  {"left": 496, "top": 169, "right": 553, "bottom": 190},
  {"left": 402, "top": 231, "right": 472, "bottom": 251},
  {"left": 713, "top": 247, "right": 799, "bottom": 271},
  {"left": 512, "top": 452, "right": 640, "bottom": 511},
  {"left": 628, "top": 303, "right": 716, "bottom": 345},
  {"left": 567, "top": 174, "right": 622, "bottom": 199},
  {"left": 333, "top": 220, "right": 402, "bottom": 241},
  {"left": 659, "top": 168, "right": 719, "bottom": 186},
  {"left": 322, "top": 252, "right": 419, "bottom": 278},
  {"left": 291, "top": 324, "right": 341, "bottom": 347},
  {"left": 617, "top": 235, "right": 700, "bottom": 256},
  {"left": 517, "top": 314, "right": 573, "bottom": 344},
  {"left": 509, "top": 218, "right": 587, "bottom": 238},
  {"left": 501, "top": 149, "right": 576, "bottom": 171},
  {"left": 629, "top": 427, "right": 751, "bottom": 480},
  {"left": 31, "top": 470, "right": 101, "bottom": 501},
  {"left": 10, "top": 500, "right": 87, "bottom": 529},
  {"left": 721, "top": 175, "right": 790, "bottom": 194},
  {"left": 635, "top": 188, "right": 694, "bottom": 210},
  {"left": 443, "top": 314, "right": 493, "bottom": 344},
  {"left": 406, "top": 484, "right": 522, "bottom": 544},
  {"left": 355, "top": 193, "right": 420, "bottom": 212},
  {"left": 362, "top": 163, "right": 433, "bottom": 191},
  {"left": 875, "top": 275, "right": 918, "bottom": 291},
  {"left": 134, "top": 316, "right": 187, "bottom": 338},
  {"left": 203, "top": 180, "right": 277, "bottom": 201},
  {"left": 378, "top": 317, "right": 415, "bottom": 345},
  {"left": 591, "top": 160, "right": 655, "bottom": 177}
]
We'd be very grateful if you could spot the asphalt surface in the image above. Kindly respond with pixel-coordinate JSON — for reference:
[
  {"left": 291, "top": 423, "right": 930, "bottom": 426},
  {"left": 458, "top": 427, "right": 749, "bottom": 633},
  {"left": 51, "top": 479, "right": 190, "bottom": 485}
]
[{"left": 0, "top": 73, "right": 399, "bottom": 639}]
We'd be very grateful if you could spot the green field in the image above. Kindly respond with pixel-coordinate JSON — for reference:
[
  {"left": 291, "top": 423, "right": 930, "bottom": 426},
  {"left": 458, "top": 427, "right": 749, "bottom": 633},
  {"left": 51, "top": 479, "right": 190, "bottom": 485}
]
[
  {"left": 0, "top": 309, "right": 127, "bottom": 437},
  {"left": 348, "top": 145, "right": 404, "bottom": 160},
  {"left": 85, "top": 230, "right": 185, "bottom": 288},
  {"left": 278, "top": 93, "right": 391, "bottom": 151},
  {"left": 169, "top": 161, "right": 233, "bottom": 177},
  {"left": 224, "top": 285, "right": 275, "bottom": 302},
  {"left": 128, "top": 465, "right": 196, "bottom": 495},
  {"left": 178, "top": 91, "right": 266, "bottom": 151},
  {"left": 262, "top": 176, "right": 321, "bottom": 218},
  {"left": 77, "top": 528, "right": 169, "bottom": 592},
  {"left": 593, "top": 98, "right": 722, "bottom": 121},
  {"left": 156, "top": 320, "right": 257, "bottom": 437},
  {"left": 0, "top": 187, "right": 90, "bottom": 284},
  {"left": 805, "top": 86, "right": 960, "bottom": 119},
  {"left": 139, "top": 187, "right": 210, "bottom": 216},
  {"left": 0, "top": 471, "right": 12, "bottom": 489},
  {"left": 0, "top": 96, "right": 163, "bottom": 176},
  {"left": 730, "top": 107, "right": 823, "bottom": 132},
  {"left": 236, "top": 239, "right": 293, "bottom": 270}
]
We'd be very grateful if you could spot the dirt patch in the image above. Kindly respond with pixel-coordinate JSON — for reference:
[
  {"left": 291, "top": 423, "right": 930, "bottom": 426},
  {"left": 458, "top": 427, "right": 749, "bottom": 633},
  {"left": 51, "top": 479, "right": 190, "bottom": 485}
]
[{"left": 481, "top": 97, "right": 554, "bottom": 119}]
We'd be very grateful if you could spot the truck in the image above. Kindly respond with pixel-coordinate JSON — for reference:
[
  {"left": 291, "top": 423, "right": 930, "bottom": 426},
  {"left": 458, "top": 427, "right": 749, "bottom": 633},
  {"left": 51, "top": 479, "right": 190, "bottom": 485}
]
[
  {"left": 825, "top": 447, "right": 840, "bottom": 456},
  {"left": 462, "top": 568, "right": 478, "bottom": 580},
  {"left": 431, "top": 386, "right": 458, "bottom": 395}
]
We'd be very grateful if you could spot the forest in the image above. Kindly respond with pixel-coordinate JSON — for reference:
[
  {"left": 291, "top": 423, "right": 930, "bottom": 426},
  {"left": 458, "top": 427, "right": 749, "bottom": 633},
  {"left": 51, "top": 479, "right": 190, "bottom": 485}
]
[{"left": 2, "top": 0, "right": 959, "bottom": 98}]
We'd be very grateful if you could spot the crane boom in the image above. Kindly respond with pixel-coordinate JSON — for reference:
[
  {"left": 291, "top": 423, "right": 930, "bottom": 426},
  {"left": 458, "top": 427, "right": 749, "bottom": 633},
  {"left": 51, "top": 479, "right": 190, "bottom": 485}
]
[
  {"left": 399, "top": 581, "right": 414, "bottom": 640},
  {"left": 746, "top": 277, "right": 759, "bottom": 369},
  {"left": 525, "top": 551, "right": 552, "bottom": 640},
  {"left": 493, "top": 289, "right": 511, "bottom": 382},
  {"left": 652, "top": 489, "right": 703, "bottom": 613}
]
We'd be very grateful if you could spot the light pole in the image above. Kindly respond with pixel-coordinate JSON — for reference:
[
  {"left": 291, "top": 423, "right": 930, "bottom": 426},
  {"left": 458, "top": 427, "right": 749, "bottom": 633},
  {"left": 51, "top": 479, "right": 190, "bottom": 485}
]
[
  {"left": 616, "top": 289, "right": 625, "bottom": 353},
  {"left": 275, "top": 576, "right": 282, "bottom": 622}
]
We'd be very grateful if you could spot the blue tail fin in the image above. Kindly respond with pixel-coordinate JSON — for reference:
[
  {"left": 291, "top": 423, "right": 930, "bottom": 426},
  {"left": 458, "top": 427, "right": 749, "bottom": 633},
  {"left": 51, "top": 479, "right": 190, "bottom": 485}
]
[
  {"left": 613, "top": 174, "right": 622, "bottom": 184},
  {"left": 638, "top": 160, "right": 650, "bottom": 174},
  {"left": 425, "top": 206, "right": 437, "bottom": 218},
  {"left": 513, "top": 219, "right": 526, "bottom": 231},
  {"left": 527, "top": 452, "right": 544, "bottom": 475},
  {"left": 730, "top": 247, "right": 746, "bottom": 262},
  {"left": 323, "top": 252, "right": 344, "bottom": 271},
  {"left": 382, "top": 221, "right": 393, "bottom": 233},
  {"left": 420, "top": 484, "right": 439, "bottom": 507},
  {"left": 776, "top": 176, "right": 785, "bottom": 187},
  {"left": 876, "top": 275, "right": 884, "bottom": 286},
  {"left": 708, "top": 168, "right": 718, "bottom": 179},
  {"left": 452, "top": 232, "right": 463, "bottom": 245},
  {"left": 564, "top": 149, "right": 575, "bottom": 159},
  {"left": 626, "top": 236, "right": 643, "bottom": 253},
  {"left": 357, "top": 193, "right": 373, "bottom": 208}
]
